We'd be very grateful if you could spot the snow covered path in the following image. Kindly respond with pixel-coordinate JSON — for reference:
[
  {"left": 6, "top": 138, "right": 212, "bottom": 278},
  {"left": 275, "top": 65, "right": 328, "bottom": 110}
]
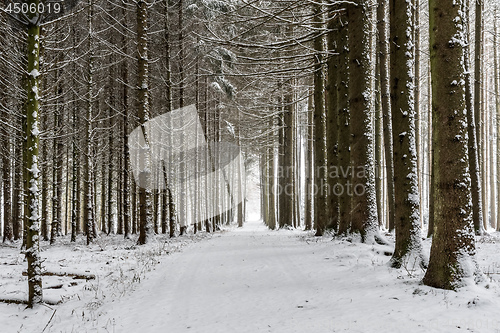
[
  {"left": 95, "top": 221, "right": 500, "bottom": 333},
  {"left": 101, "top": 220, "right": 338, "bottom": 333},
  {"left": 4, "top": 217, "right": 496, "bottom": 333}
]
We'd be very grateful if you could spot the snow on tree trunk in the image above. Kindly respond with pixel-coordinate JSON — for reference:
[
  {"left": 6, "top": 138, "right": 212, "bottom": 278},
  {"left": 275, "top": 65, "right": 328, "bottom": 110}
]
[
  {"left": 312, "top": 1, "right": 327, "bottom": 237},
  {"left": 462, "top": 0, "right": 484, "bottom": 236},
  {"left": 493, "top": 6, "right": 500, "bottom": 232},
  {"left": 137, "top": 0, "right": 154, "bottom": 245},
  {"left": 388, "top": 0, "right": 425, "bottom": 268},
  {"left": 377, "top": 0, "right": 395, "bottom": 232},
  {"left": 423, "top": 0, "right": 478, "bottom": 290},
  {"left": 84, "top": 0, "right": 96, "bottom": 246},
  {"left": 336, "top": 13, "right": 351, "bottom": 236},
  {"left": 326, "top": 4, "right": 339, "bottom": 231},
  {"left": 25, "top": 8, "right": 43, "bottom": 306},
  {"left": 347, "top": 0, "right": 380, "bottom": 242}
]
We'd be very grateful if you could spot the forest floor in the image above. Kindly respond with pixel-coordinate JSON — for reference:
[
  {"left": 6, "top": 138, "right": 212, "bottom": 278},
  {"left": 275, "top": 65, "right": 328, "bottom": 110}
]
[{"left": 1, "top": 220, "right": 500, "bottom": 333}]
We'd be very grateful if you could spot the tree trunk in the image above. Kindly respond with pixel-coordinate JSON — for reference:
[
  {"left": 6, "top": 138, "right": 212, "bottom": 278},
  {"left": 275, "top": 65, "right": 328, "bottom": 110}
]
[
  {"left": 136, "top": 0, "right": 154, "bottom": 245},
  {"left": 326, "top": 4, "right": 339, "bottom": 231},
  {"left": 305, "top": 89, "right": 313, "bottom": 231},
  {"left": 347, "top": 0, "right": 380, "bottom": 242},
  {"left": 336, "top": 13, "right": 351, "bottom": 235},
  {"left": 464, "top": 0, "right": 484, "bottom": 235},
  {"left": 474, "top": 0, "right": 486, "bottom": 232},
  {"left": 378, "top": 0, "right": 395, "bottom": 232},
  {"left": 388, "top": 0, "right": 424, "bottom": 268},
  {"left": 313, "top": 2, "right": 327, "bottom": 236},
  {"left": 494, "top": 7, "right": 500, "bottom": 231},
  {"left": 25, "top": 10, "right": 43, "bottom": 307},
  {"left": 423, "top": 0, "right": 477, "bottom": 290},
  {"left": 2, "top": 134, "right": 12, "bottom": 243},
  {"left": 84, "top": 1, "right": 96, "bottom": 245}
]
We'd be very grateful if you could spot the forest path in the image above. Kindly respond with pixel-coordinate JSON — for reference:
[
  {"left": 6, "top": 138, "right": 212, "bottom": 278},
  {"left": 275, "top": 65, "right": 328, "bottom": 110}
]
[
  {"left": 99, "top": 220, "right": 340, "bottom": 333},
  {"left": 84, "top": 220, "right": 500, "bottom": 333}
]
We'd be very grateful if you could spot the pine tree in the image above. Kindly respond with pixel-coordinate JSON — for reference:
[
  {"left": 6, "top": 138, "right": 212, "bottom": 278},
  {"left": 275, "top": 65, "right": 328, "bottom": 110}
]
[
  {"left": 388, "top": 0, "right": 424, "bottom": 268},
  {"left": 336, "top": 12, "right": 351, "bottom": 235},
  {"left": 313, "top": 1, "right": 327, "bottom": 236},
  {"left": 423, "top": 0, "right": 478, "bottom": 290},
  {"left": 347, "top": 0, "right": 380, "bottom": 242},
  {"left": 24, "top": 1, "right": 43, "bottom": 306},
  {"left": 136, "top": 0, "right": 154, "bottom": 245}
]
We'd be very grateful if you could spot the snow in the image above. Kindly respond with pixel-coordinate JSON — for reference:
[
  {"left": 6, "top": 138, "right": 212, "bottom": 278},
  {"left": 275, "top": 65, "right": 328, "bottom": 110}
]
[
  {"left": 28, "top": 69, "right": 40, "bottom": 78},
  {"left": 1, "top": 224, "right": 500, "bottom": 332}
]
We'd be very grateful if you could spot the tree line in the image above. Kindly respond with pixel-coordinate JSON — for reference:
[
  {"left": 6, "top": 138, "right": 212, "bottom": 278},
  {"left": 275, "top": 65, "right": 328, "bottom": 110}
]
[{"left": 0, "top": 0, "right": 499, "bottom": 306}]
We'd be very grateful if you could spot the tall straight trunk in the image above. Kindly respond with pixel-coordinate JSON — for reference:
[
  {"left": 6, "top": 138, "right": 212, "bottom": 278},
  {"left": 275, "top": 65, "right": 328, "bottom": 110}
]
[
  {"left": 164, "top": 0, "right": 176, "bottom": 236},
  {"left": 490, "top": 108, "right": 495, "bottom": 228},
  {"left": 195, "top": 49, "right": 203, "bottom": 231},
  {"left": 261, "top": 153, "right": 270, "bottom": 227},
  {"left": 326, "top": 3, "right": 339, "bottom": 231},
  {"left": 481, "top": 72, "right": 488, "bottom": 229},
  {"left": 427, "top": 60, "right": 434, "bottom": 237},
  {"left": 100, "top": 147, "right": 107, "bottom": 234},
  {"left": 50, "top": 99, "right": 63, "bottom": 244},
  {"left": 378, "top": 0, "right": 395, "bottom": 232},
  {"left": 336, "top": 13, "right": 351, "bottom": 235},
  {"left": 423, "top": 0, "right": 477, "bottom": 290},
  {"left": 236, "top": 105, "right": 244, "bottom": 228},
  {"left": 71, "top": 81, "right": 78, "bottom": 242},
  {"left": 293, "top": 103, "right": 301, "bottom": 227},
  {"left": 64, "top": 144, "right": 70, "bottom": 235},
  {"left": 177, "top": 0, "right": 189, "bottom": 235},
  {"left": 84, "top": 0, "right": 95, "bottom": 245},
  {"left": 464, "top": 0, "right": 484, "bottom": 235},
  {"left": 123, "top": 50, "right": 130, "bottom": 239},
  {"left": 71, "top": 24, "right": 79, "bottom": 242},
  {"left": 494, "top": 7, "right": 500, "bottom": 231},
  {"left": 277, "top": 102, "right": 286, "bottom": 228},
  {"left": 305, "top": 89, "right": 314, "bottom": 231},
  {"left": 107, "top": 115, "right": 114, "bottom": 235},
  {"left": 117, "top": 141, "right": 123, "bottom": 235},
  {"left": 374, "top": 31, "right": 383, "bottom": 228},
  {"left": 474, "top": 0, "right": 486, "bottom": 230},
  {"left": 267, "top": 116, "right": 276, "bottom": 229},
  {"left": 414, "top": 0, "right": 422, "bottom": 228},
  {"left": 25, "top": 7, "right": 43, "bottom": 306},
  {"left": 348, "top": 0, "right": 380, "bottom": 242},
  {"left": 388, "top": 0, "right": 424, "bottom": 268},
  {"left": 132, "top": 180, "right": 138, "bottom": 234},
  {"left": 281, "top": 91, "right": 294, "bottom": 228},
  {"left": 13, "top": 148, "right": 23, "bottom": 243},
  {"left": 313, "top": 2, "right": 327, "bottom": 236},
  {"left": 40, "top": 111, "right": 48, "bottom": 241},
  {"left": 103, "top": 59, "right": 114, "bottom": 235},
  {"left": 2, "top": 134, "right": 12, "bottom": 243},
  {"left": 1, "top": 80, "right": 13, "bottom": 242},
  {"left": 136, "top": 0, "right": 154, "bottom": 244}
]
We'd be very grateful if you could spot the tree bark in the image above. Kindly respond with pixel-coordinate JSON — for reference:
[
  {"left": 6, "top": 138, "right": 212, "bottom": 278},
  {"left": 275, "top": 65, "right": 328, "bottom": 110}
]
[
  {"left": 336, "top": 13, "right": 351, "bottom": 235},
  {"left": 388, "top": 0, "right": 424, "bottom": 268},
  {"left": 136, "top": 0, "right": 154, "bottom": 244},
  {"left": 494, "top": 7, "right": 500, "bottom": 231},
  {"left": 423, "top": 0, "right": 478, "bottom": 290},
  {"left": 326, "top": 3, "right": 339, "bottom": 231},
  {"left": 347, "top": 0, "right": 380, "bottom": 241},
  {"left": 25, "top": 6, "right": 43, "bottom": 306},
  {"left": 313, "top": 2, "right": 327, "bottom": 237},
  {"left": 378, "top": 0, "right": 395, "bottom": 232}
]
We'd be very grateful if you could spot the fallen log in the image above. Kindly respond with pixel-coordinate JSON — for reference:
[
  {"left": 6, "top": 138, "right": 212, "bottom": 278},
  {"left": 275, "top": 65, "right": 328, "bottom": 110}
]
[{"left": 22, "top": 271, "right": 95, "bottom": 280}]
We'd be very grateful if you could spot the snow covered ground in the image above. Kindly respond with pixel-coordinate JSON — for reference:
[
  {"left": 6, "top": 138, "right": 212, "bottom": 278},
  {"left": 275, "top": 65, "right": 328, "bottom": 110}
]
[{"left": 1, "top": 220, "right": 500, "bottom": 333}]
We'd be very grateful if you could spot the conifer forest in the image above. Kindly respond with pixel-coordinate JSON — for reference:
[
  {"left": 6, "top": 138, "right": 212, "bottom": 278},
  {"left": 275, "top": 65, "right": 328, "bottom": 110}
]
[{"left": 1, "top": 0, "right": 500, "bottom": 332}]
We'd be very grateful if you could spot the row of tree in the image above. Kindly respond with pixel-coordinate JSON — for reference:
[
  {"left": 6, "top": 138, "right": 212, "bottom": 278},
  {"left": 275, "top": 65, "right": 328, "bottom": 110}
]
[
  {"left": 238, "top": 0, "right": 499, "bottom": 290},
  {"left": 0, "top": 0, "right": 499, "bottom": 306}
]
